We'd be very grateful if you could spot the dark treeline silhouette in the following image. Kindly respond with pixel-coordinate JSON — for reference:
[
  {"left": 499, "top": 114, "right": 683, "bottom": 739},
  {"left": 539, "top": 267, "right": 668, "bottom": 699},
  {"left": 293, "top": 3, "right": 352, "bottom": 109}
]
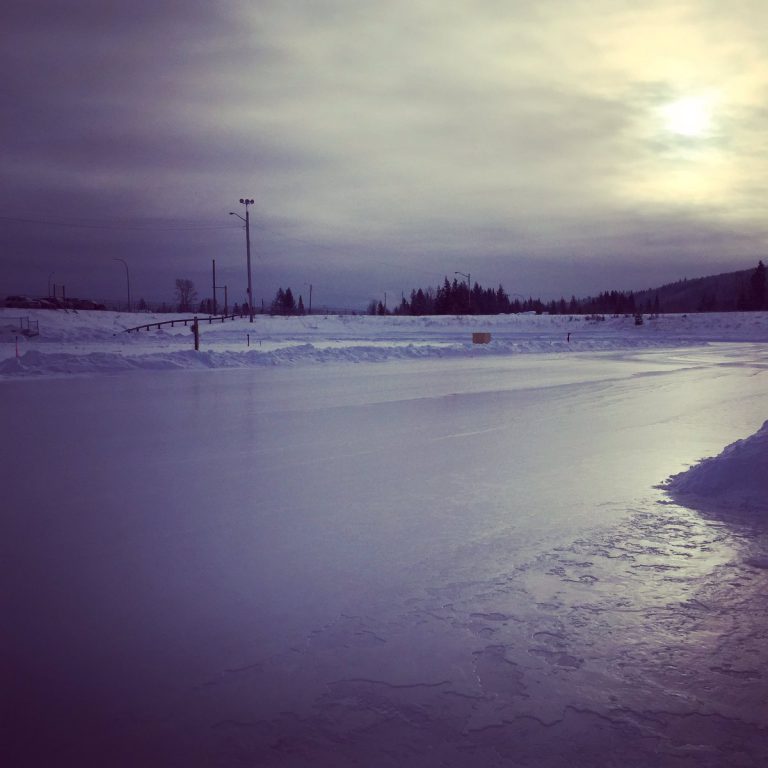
[
  {"left": 381, "top": 278, "right": 544, "bottom": 316},
  {"left": 389, "top": 261, "right": 767, "bottom": 316},
  {"left": 546, "top": 290, "right": 645, "bottom": 317},
  {"left": 371, "top": 278, "right": 674, "bottom": 317},
  {"left": 377, "top": 276, "right": 622, "bottom": 317}
]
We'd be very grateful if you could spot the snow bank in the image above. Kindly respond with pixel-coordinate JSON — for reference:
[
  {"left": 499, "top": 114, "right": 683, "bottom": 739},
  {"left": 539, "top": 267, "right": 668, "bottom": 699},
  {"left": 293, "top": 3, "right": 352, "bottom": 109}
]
[
  {"left": 1, "top": 308, "right": 767, "bottom": 378},
  {"left": 663, "top": 421, "right": 768, "bottom": 519}
]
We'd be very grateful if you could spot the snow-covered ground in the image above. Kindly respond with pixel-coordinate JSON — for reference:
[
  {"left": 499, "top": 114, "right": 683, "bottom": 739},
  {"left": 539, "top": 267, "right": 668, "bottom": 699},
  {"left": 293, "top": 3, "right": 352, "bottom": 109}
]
[
  {"left": 2, "top": 307, "right": 768, "bottom": 376},
  {"left": 2, "top": 308, "right": 767, "bottom": 766}
]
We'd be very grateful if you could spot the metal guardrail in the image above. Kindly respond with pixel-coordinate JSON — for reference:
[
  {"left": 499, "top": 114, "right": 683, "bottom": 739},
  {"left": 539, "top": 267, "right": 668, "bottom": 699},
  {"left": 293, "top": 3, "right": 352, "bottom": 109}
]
[
  {"left": 123, "top": 313, "right": 245, "bottom": 333},
  {"left": 122, "top": 307, "right": 365, "bottom": 333}
]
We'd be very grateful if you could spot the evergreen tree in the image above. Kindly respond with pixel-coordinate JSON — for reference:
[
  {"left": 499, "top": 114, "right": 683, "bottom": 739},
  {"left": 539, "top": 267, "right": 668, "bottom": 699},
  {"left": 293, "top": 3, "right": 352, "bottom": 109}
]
[
  {"left": 411, "top": 288, "right": 428, "bottom": 315},
  {"left": 270, "top": 287, "right": 299, "bottom": 315},
  {"left": 471, "top": 282, "right": 484, "bottom": 313},
  {"left": 271, "top": 288, "right": 286, "bottom": 314},
  {"left": 435, "top": 277, "right": 452, "bottom": 314},
  {"left": 283, "top": 287, "right": 296, "bottom": 314},
  {"left": 497, "top": 285, "right": 511, "bottom": 313}
]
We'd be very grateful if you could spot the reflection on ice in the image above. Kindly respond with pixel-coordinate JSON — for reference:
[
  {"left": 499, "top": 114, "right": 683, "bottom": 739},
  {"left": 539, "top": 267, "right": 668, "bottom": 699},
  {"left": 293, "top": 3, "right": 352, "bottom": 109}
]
[
  {"left": 3, "top": 344, "right": 768, "bottom": 766},
  {"left": 211, "top": 499, "right": 768, "bottom": 766}
]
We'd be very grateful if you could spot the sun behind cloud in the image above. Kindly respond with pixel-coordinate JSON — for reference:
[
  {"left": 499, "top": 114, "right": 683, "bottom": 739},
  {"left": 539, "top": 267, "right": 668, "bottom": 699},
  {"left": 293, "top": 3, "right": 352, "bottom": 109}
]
[{"left": 660, "top": 94, "right": 717, "bottom": 137}]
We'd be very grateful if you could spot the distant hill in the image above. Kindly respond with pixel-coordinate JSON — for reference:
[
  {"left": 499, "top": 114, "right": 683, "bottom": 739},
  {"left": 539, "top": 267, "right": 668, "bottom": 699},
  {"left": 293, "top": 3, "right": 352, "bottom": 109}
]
[
  {"left": 570, "top": 262, "right": 766, "bottom": 315},
  {"left": 632, "top": 266, "right": 760, "bottom": 313}
]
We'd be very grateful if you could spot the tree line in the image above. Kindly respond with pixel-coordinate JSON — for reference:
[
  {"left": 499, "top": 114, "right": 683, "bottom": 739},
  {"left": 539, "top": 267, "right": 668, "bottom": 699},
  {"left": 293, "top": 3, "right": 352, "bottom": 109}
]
[
  {"left": 164, "top": 261, "right": 766, "bottom": 316},
  {"left": 369, "top": 278, "right": 636, "bottom": 317}
]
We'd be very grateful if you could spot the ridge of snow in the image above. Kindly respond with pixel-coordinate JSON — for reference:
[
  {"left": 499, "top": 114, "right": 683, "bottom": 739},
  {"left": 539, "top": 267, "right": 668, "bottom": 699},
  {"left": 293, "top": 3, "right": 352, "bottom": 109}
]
[
  {"left": 1, "top": 308, "right": 767, "bottom": 379},
  {"left": 663, "top": 420, "right": 768, "bottom": 518}
]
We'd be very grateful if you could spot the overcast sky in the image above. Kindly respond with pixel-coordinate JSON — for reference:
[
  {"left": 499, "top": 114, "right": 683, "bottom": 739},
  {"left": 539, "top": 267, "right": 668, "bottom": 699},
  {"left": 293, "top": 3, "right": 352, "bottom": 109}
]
[{"left": 2, "top": 0, "right": 767, "bottom": 309}]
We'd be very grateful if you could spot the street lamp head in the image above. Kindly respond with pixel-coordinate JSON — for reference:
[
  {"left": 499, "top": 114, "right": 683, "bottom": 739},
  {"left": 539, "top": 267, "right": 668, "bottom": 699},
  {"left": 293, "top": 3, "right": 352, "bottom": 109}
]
[{"left": 239, "top": 198, "right": 245, "bottom": 204}]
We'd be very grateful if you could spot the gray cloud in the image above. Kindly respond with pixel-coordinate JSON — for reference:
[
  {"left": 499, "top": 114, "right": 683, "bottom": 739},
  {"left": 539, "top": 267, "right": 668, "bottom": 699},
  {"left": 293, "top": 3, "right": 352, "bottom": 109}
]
[{"left": 2, "top": 1, "right": 767, "bottom": 307}]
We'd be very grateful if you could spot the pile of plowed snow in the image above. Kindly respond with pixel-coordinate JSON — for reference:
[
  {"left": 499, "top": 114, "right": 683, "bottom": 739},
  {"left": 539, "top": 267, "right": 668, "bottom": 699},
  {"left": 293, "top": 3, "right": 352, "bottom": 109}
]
[{"left": 664, "top": 421, "right": 768, "bottom": 517}]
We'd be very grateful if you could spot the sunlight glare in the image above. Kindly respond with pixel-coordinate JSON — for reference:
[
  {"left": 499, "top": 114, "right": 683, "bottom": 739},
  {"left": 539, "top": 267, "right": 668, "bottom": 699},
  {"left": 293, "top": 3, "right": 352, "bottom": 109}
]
[{"left": 660, "top": 95, "right": 715, "bottom": 137}]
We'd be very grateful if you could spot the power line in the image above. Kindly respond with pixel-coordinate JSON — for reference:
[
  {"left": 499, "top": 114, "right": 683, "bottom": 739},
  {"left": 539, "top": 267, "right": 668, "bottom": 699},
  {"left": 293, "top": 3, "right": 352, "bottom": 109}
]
[{"left": 0, "top": 215, "right": 239, "bottom": 232}]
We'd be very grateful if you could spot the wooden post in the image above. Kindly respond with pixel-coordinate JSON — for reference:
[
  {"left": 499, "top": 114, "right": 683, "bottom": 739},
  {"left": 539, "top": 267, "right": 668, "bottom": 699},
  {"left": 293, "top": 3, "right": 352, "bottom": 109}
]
[{"left": 193, "top": 317, "right": 199, "bottom": 350}]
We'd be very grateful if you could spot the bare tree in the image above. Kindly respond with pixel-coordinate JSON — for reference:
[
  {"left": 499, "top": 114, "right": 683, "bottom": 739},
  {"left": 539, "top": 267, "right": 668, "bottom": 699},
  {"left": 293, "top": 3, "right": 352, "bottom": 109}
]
[{"left": 175, "top": 278, "right": 198, "bottom": 312}]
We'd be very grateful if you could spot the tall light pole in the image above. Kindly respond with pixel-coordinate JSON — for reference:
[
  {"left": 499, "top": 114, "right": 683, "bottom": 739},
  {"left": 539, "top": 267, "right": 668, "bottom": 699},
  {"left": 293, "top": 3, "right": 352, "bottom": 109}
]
[
  {"left": 113, "top": 258, "right": 131, "bottom": 312},
  {"left": 229, "top": 198, "right": 255, "bottom": 323},
  {"left": 455, "top": 271, "right": 471, "bottom": 314},
  {"left": 304, "top": 283, "right": 313, "bottom": 315}
]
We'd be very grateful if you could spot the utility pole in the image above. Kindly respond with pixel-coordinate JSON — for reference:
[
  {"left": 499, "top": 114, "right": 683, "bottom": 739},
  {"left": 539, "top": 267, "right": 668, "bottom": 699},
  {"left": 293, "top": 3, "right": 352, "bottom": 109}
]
[
  {"left": 212, "top": 259, "right": 217, "bottom": 315},
  {"left": 243, "top": 199, "right": 254, "bottom": 322},
  {"left": 212, "top": 259, "right": 230, "bottom": 315},
  {"left": 229, "top": 198, "right": 255, "bottom": 322}
]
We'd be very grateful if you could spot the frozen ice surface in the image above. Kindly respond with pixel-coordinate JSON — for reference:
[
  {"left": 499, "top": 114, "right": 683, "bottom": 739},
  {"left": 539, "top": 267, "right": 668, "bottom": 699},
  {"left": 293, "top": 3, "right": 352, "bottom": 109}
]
[{"left": 2, "top": 310, "right": 768, "bottom": 766}]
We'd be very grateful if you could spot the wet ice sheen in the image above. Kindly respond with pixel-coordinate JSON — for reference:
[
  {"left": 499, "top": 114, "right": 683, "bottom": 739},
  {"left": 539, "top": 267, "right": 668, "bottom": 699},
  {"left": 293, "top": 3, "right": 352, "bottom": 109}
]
[{"left": 3, "top": 345, "right": 768, "bottom": 766}]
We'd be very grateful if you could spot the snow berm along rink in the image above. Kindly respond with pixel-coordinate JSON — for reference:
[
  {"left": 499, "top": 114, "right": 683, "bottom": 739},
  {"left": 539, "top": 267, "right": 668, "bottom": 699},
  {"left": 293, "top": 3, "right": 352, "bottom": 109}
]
[{"left": 3, "top": 307, "right": 768, "bottom": 767}]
